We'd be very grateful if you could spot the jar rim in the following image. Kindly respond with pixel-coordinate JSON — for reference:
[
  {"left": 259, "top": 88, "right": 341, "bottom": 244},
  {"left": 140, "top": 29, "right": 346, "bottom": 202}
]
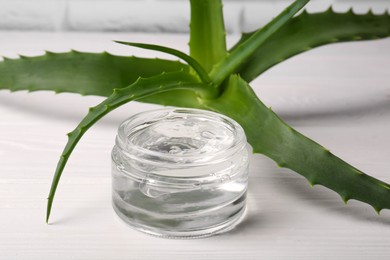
[{"left": 115, "top": 108, "right": 247, "bottom": 167}]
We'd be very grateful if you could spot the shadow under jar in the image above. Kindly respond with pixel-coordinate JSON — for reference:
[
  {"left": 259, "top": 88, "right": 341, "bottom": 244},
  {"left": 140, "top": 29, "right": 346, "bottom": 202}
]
[{"left": 111, "top": 108, "right": 249, "bottom": 238}]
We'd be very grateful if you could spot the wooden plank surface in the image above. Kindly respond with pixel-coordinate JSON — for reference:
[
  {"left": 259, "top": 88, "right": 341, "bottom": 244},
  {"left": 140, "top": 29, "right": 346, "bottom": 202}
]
[{"left": 0, "top": 32, "right": 389, "bottom": 259}]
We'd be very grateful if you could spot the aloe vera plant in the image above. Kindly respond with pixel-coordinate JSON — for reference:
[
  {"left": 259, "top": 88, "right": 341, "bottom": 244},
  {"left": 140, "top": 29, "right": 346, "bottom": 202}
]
[{"left": 0, "top": 0, "right": 389, "bottom": 223}]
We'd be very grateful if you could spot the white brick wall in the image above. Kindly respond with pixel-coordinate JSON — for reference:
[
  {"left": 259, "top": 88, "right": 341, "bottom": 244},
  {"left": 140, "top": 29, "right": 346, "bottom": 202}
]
[{"left": 0, "top": 0, "right": 388, "bottom": 33}]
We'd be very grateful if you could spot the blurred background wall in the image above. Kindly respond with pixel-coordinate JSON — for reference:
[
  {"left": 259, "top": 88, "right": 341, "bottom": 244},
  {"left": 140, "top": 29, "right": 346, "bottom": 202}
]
[{"left": 0, "top": 0, "right": 389, "bottom": 33}]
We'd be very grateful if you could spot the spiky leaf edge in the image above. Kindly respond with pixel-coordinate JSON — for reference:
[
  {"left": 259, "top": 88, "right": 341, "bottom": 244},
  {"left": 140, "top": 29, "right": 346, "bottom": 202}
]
[
  {"left": 46, "top": 70, "right": 209, "bottom": 223},
  {"left": 203, "top": 75, "right": 390, "bottom": 214},
  {"left": 0, "top": 51, "right": 189, "bottom": 97},
  {"left": 232, "top": 7, "right": 390, "bottom": 82}
]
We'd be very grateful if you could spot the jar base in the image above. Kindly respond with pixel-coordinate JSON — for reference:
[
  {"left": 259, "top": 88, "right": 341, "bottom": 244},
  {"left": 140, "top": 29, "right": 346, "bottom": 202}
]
[{"left": 112, "top": 201, "right": 247, "bottom": 239}]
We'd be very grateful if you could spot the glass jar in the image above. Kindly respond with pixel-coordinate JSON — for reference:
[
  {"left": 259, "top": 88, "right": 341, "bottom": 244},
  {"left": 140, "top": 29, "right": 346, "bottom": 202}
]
[{"left": 111, "top": 108, "right": 249, "bottom": 238}]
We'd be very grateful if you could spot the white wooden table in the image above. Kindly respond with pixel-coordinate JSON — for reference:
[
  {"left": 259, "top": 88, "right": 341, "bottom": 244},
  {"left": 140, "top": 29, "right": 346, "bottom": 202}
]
[{"left": 0, "top": 32, "right": 389, "bottom": 259}]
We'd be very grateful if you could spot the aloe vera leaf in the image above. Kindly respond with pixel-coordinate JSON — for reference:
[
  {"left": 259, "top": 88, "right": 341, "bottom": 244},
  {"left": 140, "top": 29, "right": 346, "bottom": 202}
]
[
  {"left": 114, "top": 41, "right": 211, "bottom": 84},
  {"left": 203, "top": 75, "right": 390, "bottom": 213},
  {"left": 189, "top": 0, "right": 227, "bottom": 72},
  {"left": 0, "top": 52, "right": 207, "bottom": 108},
  {"left": 232, "top": 8, "right": 390, "bottom": 82},
  {"left": 0, "top": 51, "right": 188, "bottom": 96},
  {"left": 46, "top": 70, "right": 209, "bottom": 223},
  {"left": 209, "top": 0, "right": 310, "bottom": 86}
]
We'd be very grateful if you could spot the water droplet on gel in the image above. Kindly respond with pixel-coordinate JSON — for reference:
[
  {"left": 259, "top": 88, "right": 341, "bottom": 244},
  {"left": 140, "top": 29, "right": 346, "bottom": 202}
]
[
  {"left": 193, "top": 182, "right": 203, "bottom": 188},
  {"left": 220, "top": 174, "right": 231, "bottom": 183},
  {"left": 169, "top": 145, "right": 182, "bottom": 154}
]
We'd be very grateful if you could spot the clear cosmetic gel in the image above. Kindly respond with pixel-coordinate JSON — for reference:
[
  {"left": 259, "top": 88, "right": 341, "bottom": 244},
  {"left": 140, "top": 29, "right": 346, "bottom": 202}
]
[{"left": 112, "top": 108, "right": 249, "bottom": 238}]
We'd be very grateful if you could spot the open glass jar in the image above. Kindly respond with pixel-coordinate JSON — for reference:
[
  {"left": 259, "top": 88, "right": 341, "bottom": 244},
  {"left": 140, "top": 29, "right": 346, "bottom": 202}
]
[{"left": 111, "top": 108, "right": 249, "bottom": 238}]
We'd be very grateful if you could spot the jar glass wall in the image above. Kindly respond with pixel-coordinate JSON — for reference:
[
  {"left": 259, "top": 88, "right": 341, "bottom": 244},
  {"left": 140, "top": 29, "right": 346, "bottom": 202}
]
[{"left": 111, "top": 108, "right": 249, "bottom": 238}]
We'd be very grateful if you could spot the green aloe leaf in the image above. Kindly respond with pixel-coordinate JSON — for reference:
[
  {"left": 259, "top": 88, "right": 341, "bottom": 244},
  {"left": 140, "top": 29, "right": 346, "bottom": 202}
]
[
  {"left": 0, "top": 51, "right": 188, "bottom": 96},
  {"left": 209, "top": 0, "right": 310, "bottom": 86},
  {"left": 114, "top": 41, "right": 211, "bottom": 84},
  {"left": 0, "top": 51, "right": 206, "bottom": 108},
  {"left": 203, "top": 75, "right": 390, "bottom": 213},
  {"left": 46, "top": 70, "right": 210, "bottom": 223},
  {"left": 233, "top": 8, "right": 390, "bottom": 82},
  {"left": 189, "top": 0, "right": 227, "bottom": 72}
]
